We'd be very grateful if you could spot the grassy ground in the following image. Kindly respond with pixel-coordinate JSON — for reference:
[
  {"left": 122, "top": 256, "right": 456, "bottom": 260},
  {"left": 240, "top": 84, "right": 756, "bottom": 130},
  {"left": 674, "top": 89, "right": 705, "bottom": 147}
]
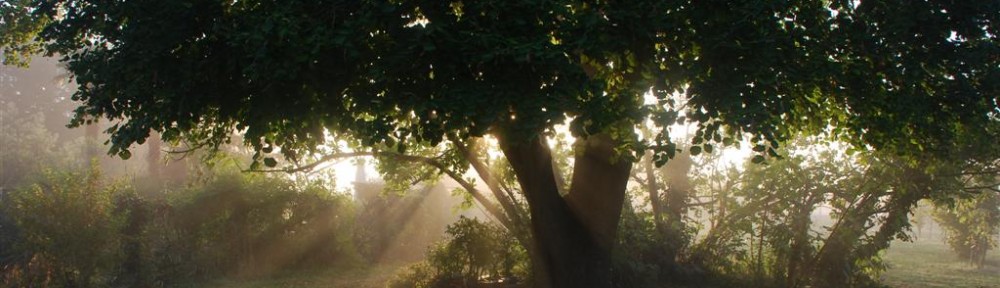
[
  {"left": 189, "top": 262, "right": 411, "bottom": 288},
  {"left": 882, "top": 240, "right": 1000, "bottom": 288},
  {"left": 170, "top": 240, "right": 999, "bottom": 288}
]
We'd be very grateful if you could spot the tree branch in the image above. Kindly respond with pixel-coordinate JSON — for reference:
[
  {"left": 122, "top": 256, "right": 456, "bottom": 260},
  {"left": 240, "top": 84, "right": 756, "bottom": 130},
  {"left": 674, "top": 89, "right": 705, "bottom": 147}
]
[
  {"left": 453, "top": 138, "right": 524, "bottom": 230},
  {"left": 246, "top": 152, "right": 373, "bottom": 173},
  {"left": 246, "top": 149, "right": 515, "bottom": 229}
]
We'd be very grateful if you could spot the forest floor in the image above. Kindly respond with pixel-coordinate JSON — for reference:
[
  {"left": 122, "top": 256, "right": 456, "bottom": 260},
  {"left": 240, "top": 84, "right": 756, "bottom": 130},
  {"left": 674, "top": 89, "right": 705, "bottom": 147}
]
[
  {"left": 193, "top": 262, "right": 411, "bottom": 288},
  {"left": 882, "top": 239, "right": 1000, "bottom": 288},
  {"left": 181, "top": 240, "right": 1000, "bottom": 288}
]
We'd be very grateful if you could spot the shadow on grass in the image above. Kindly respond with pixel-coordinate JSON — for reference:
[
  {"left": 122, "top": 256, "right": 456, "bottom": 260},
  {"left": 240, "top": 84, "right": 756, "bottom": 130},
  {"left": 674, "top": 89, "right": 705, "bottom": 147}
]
[
  {"left": 186, "top": 262, "right": 415, "bottom": 288},
  {"left": 882, "top": 240, "right": 1000, "bottom": 288}
]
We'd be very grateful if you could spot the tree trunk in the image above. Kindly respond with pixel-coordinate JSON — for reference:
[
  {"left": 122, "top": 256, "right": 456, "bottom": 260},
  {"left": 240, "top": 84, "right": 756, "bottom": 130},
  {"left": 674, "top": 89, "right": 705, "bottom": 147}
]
[
  {"left": 810, "top": 191, "right": 879, "bottom": 288},
  {"left": 146, "top": 133, "right": 162, "bottom": 188},
  {"left": 498, "top": 132, "right": 631, "bottom": 288},
  {"left": 84, "top": 120, "right": 100, "bottom": 164},
  {"left": 644, "top": 151, "right": 664, "bottom": 232},
  {"left": 660, "top": 150, "right": 692, "bottom": 269}
]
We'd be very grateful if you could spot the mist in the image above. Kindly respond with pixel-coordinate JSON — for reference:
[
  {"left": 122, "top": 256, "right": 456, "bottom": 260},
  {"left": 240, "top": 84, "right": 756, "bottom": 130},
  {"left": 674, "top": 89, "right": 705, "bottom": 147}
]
[{"left": 3, "top": 2, "right": 1000, "bottom": 287}]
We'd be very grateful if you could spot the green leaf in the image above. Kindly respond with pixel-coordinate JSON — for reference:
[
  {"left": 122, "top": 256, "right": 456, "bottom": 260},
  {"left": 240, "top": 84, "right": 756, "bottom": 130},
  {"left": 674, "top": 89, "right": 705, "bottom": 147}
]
[
  {"left": 751, "top": 155, "right": 765, "bottom": 164},
  {"left": 264, "top": 157, "right": 278, "bottom": 167},
  {"left": 767, "top": 148, "right": 780, "bottom": 158},
  {"left": 690, "top": 146, "right": 702, "bottom": 156},
  {"left": 119, "top": 150, "right": 132, "bottom": 160},
  {"left": 722, "top": 137, "right": 734, "bottom": 146}
]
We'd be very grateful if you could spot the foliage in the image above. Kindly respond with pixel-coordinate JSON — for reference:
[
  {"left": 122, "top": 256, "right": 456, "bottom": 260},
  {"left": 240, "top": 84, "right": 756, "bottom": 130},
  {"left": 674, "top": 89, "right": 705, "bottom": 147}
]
[
  {"left": 352, "top": 182, "right": 455, "bottom": 263},
  {"left": 611, "top": 201, "right": 669, "bottom": 288},
  {"left": 0, "top": 103, "right": 67, "bottom": 190},
  {"left": 390, "top": 216, "right": 527, "bottom": 288},
  {"left": 673, "top": 138, "right": 969, "bottom": 287},
  {"left": 6, "top": 0, "right": 989, "bottom": 170},
  {"left": 1, "top": 164, "right": 124, "bottom": 287},
  {"left": 388, "top": 262, "right": 437, "bottom": 288},
  {"left": 0, "top": 0, "right": 48, "bottom": 67},
  {"left": 933, "top": 190, "right": 1000, "bottom": 268},
  {"left": 151, "top": 171, "right": 361, "bottom": 283},
  {"left": 0, "top": 162, "right": 362, "bottom": 287}
]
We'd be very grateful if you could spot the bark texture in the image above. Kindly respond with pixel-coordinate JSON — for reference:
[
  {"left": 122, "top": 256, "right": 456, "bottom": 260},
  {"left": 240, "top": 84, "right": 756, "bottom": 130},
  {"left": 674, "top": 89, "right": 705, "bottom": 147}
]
[{"left": 498, "top": 133, "right": 630, "bottom": 288}]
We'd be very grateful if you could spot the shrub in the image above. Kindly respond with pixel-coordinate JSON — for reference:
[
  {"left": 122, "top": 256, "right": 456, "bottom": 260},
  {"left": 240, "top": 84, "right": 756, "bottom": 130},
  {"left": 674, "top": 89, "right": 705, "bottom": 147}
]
[
  {"left": 150, "top": 174, "right": 358, "bottom": 282},
  {"left": 1, "top": 164, "right": 363, "bottom": 287},
  {"left": 391, "top": 216, "right": 528, "bottom": 288},
  {"left": 1, "top": 165, "right": 124, "bottom": 287},
  {"left": 150, "top": 172, "right": 361, "bottom": 283}
]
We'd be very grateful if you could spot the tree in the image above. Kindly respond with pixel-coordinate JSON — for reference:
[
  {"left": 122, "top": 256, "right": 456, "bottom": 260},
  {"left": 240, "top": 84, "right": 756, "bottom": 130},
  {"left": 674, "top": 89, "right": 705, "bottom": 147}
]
[
  {"left": 934, "top": 186, "right": 1000, "bottom": 268},
  {"left": 12, "top": 1, "right": 1000, "bottom": 287}
]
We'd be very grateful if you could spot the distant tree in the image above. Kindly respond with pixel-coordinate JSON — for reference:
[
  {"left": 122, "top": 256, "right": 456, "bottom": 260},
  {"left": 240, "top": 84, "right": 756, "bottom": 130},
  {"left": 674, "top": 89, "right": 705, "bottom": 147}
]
[
  {"left": 911, "top": 200, "right": 935, "bottom": 240},
  {"left": 685, "top": 138, "right": 975, "bottom": 287},
  {"left": 934, "top": 188, "right": 1000, "bottom": 268},
  {"left": 0, "top": 103, "right": 59, "bottom": 189},
  {"left": 10, "top": 1, "right": 1000, "bottom": 286}
]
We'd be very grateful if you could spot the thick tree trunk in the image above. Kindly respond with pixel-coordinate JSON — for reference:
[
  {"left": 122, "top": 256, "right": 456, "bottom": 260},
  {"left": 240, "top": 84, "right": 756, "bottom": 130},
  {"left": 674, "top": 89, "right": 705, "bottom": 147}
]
[{"left": 498, "top": 133, "right": 630, "bottom": 288}]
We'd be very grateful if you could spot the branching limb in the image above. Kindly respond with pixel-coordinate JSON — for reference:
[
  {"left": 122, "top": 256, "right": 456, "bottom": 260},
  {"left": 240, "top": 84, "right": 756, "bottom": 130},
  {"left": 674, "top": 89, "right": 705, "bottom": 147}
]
[
  {"left": 245, "top": 149, "right": 515, "bottom": 229},
  {"left": 453, "top": 137, "right": 525, "bottom": 230}
]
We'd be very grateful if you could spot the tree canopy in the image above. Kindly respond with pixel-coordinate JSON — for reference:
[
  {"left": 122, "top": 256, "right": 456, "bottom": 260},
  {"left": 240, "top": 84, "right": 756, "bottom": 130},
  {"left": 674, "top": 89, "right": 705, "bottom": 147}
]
[{"left": 19, "top": 0, "right": 998, "bottom": 164}]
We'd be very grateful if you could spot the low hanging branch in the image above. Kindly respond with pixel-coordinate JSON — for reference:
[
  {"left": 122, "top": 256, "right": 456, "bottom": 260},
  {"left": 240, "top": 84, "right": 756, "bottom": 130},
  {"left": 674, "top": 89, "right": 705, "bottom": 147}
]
[
  {"left": 162, "top": 141, "right": 213, "bottom": 161},
  {"left": 453, "top": 138, "right": 526, "bottom": 228},
  {"left": 246, "top": 151, "right": 374, "bottom": 173},
  {"left": 245, "top": 149, "right": 517, "bottom": 231}
]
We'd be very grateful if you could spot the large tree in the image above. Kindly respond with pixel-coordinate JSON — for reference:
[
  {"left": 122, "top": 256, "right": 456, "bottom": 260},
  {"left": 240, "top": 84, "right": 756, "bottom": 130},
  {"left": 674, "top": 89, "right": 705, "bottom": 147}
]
[{"left": 12, "top": 0, "right": 999, "bottom": 286}]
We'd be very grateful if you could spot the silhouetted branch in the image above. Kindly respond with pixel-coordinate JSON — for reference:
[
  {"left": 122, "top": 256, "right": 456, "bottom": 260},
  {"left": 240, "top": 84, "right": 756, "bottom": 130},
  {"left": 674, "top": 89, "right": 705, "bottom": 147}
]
[
  {"left": 245, "top": 149, "right": 515, "bottom": 230},
  {"left": 453, "top": 138, "right": 524, "bottom": 230}
]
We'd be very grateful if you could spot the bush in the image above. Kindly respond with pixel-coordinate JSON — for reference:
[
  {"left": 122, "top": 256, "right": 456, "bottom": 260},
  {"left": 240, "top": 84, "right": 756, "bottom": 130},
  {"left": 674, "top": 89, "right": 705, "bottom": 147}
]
[
  {"left": 150, "top": 172, "right": 361, "bottom": 284},
  {"left": 390, "top": 216, "right": 528, "bottom": 288},
  {"left": 1, "top": 165, "right": 124, "bottom": 287},
  {"left": 612, "top": 203, "right": 666, "bottom": 288},
  {"left": 1, "top": 164, "right": 362, "bottom": 287},
  {"left": 388, "top": 262, "right": 436, "bottom": 288}
]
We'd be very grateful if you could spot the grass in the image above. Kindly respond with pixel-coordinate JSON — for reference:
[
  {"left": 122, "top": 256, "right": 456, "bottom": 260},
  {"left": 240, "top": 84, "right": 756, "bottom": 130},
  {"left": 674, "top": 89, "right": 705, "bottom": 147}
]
[
  {"left": 881, "top": 239, "right": 1000, "bottom": 288},
  {"left": 162, "top": 240, "right": 999, "bottom": 288},
  {"left": 189, "top": 262, "right": 412, "bottom": 288}
]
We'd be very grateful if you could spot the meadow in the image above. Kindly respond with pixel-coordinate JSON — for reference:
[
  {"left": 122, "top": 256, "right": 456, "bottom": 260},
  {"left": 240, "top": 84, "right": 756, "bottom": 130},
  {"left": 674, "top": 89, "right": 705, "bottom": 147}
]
[{"left": 882, "top": 239, "right": 1000, "bottom": 288}]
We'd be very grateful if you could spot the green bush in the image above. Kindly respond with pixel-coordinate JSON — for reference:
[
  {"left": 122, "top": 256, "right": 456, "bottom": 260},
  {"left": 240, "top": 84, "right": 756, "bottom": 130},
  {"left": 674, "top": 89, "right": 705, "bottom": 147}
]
[
  {"left": 1, "top": 164, "right": 362, "bottom": 287},
  {"left": 150, "top": 172, "right": 361, "bottom": 283},
  {"left": 388, "top": 262, "right": 436, "bottom": 288},
  {"left": 390, "top": 216, "right": 528, "bottom": 288},
  {"left": 1, "top": 165, "right": 124, "bottom": 288},
  {"left": 612, "top": 204, "right": 666, "bottom": 288}
]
